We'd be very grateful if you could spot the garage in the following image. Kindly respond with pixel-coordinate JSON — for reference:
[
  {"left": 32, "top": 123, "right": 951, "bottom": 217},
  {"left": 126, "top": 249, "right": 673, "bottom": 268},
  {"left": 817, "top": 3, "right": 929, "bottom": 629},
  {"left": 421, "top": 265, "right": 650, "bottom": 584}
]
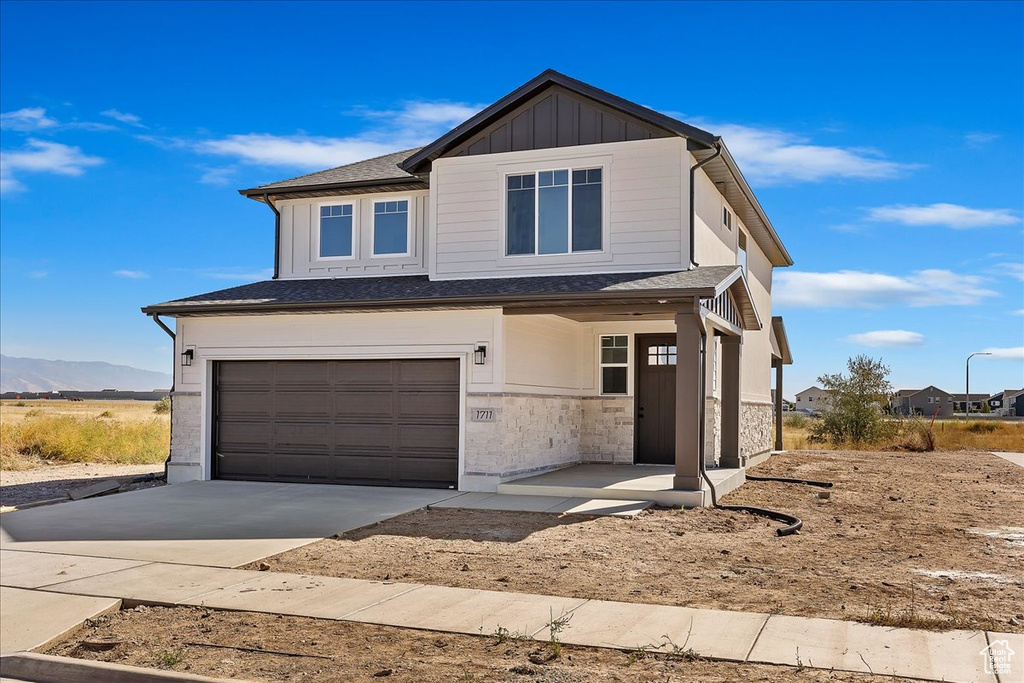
[{"left": 213, "top": 359, "right": 460, "bottom": 488}]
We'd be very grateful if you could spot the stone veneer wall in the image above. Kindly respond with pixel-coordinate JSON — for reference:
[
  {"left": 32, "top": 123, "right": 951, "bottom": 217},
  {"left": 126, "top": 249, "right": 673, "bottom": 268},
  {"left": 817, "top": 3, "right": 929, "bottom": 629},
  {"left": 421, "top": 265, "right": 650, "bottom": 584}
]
[
  {"left": 464, "top": 393, "right": 582, "bottom": 478},
  {"left": 704, "top": 397, "right": 721, "bottom": 467},
  {"left": 580, "top": 397, "right": 634, "bottom": 464},
  {"left": 167, "top": 392, "right": 202, "bottom": 482},
  {"left": 741, "top": 401, "right": 773, "bottom": 458}
]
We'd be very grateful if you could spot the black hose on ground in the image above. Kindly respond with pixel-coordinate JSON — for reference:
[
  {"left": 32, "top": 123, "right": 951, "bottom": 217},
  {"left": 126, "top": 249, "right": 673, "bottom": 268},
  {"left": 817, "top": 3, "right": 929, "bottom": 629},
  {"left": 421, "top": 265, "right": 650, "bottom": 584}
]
[{"left": 745, "top": 475, "right": 833, "bottom": 489}]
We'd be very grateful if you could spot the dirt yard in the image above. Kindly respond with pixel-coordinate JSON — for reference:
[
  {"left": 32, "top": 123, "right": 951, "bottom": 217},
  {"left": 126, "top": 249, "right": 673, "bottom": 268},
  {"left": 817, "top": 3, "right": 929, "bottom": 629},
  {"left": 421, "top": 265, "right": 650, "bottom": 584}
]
[
  {"left": 49, "top": 605, "right": 919, "bottom": 682},
  {"left": 253, "top": 450, "right": 1024, "bottom": 633}
]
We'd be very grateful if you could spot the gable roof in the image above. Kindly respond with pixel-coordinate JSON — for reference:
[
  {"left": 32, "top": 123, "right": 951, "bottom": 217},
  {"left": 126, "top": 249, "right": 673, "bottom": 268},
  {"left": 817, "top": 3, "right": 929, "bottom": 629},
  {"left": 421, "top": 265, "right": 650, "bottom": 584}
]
[
  {"left": 400, "top": 70, "right": 717, "bottom": 173},
  {"left": 142, "top": 265, "right": 759, "bottom": 328},
  {"left": 895, "top": 385, "right": 952, "bottom": 398},
  {"left": 239, "top": 148, "right": 425, "bottom": 198}
]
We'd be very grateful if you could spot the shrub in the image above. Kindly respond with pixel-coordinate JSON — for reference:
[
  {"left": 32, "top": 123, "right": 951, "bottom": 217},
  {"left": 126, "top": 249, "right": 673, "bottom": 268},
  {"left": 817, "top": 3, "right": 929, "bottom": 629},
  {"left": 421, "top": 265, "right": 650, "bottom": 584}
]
[
  {"left": 810, "top": 355, "right": 896, "bottom": 445},
  {"left": 783, "top": 413, "right": 809, "bottom": 429},
  {"left": 153, "top": 396, "right": 171, "bottom": 415},
  {"left": 966, "top": 421, "right": 996, "bottom": 433},
  {"left": 98, "top": 410, "right": 114, "bottom": 418},
  {"left": 900, "top": 416, "right": 936, "bottom": 452}
]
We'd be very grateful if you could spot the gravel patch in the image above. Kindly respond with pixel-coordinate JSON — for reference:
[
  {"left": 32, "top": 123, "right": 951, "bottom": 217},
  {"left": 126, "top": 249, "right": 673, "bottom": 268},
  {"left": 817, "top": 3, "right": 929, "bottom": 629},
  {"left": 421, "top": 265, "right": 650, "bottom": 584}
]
[{"left": 0, "top": 463, "right": 164, "bottom": 508}]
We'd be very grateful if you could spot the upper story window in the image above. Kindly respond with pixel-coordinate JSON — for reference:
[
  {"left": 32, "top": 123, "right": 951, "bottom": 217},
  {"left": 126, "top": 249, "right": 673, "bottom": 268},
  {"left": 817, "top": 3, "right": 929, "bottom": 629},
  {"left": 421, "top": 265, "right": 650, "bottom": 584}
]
[
  {"left": 373, "top": 200, "right": 409, "bottom": 256},
  {"left": 506, "top": 167, "right": 602, "bottom": 256},
  {"left": 738, "top": 232, "right": 748, "bottom": 273},
  {"left": 723, "top": 207, "right": 733, "bottom": 230},
  {"left": 319, "top": 204, "right": 354, "bottom": 258}
]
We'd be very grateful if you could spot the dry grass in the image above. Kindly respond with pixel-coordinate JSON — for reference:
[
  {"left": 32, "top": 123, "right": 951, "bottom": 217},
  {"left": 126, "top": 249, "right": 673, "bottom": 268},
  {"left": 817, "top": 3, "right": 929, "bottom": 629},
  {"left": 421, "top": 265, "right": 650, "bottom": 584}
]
[
  {"left": 1, "top": 400, "right": 169, "bottom": 469},
  {"left": 781, "top": 418, "right": 1024, "bottom": 452}
]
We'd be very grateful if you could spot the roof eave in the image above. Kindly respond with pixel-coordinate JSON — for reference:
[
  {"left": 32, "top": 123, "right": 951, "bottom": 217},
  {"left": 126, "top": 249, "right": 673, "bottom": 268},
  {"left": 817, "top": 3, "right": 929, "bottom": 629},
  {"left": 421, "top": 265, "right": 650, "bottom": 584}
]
[
  {"left": 239, "top": 176, "right": 427, "bottom": 201},
  {"left": 141, "top": 286, "right": 719, "bottom": 318}
]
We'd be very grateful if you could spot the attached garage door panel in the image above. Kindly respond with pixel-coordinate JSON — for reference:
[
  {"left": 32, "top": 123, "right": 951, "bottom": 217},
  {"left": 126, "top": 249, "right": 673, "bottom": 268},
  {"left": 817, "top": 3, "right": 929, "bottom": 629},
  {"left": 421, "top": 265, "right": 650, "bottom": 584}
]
[{"left": 214, "top": 360, "right": 459, "bottom": 488}]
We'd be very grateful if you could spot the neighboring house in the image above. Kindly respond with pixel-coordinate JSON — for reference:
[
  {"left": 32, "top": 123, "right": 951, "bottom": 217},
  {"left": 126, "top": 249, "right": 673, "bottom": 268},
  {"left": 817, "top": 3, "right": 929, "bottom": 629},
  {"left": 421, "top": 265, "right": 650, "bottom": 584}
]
[
  {"left": 143, "top": 70, "right": 794, "bottom": 498},
  {"left": 794, "top": 386, "right": 831, "bottom": 412},
  {"left": 950, "top": 393, "right": 989, "bottom": 413},
  {"left": 891, "top": 386, "right": 954, "bottom": 417},
  {"left": 988, "top": 389, "right": 1024, "bottom": 417}
]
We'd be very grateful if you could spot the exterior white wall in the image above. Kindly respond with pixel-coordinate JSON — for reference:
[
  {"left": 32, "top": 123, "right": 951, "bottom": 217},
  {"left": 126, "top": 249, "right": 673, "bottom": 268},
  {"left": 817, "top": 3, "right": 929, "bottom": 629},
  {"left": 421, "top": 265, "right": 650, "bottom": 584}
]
[
  {"left": 430, "top": 137, "right": 688, "bottom": 279},
  {"left": 276, "top": 190, "right": 429, "bottom": 278},
  {"left": 795, "top": 386, "right": 832, "bottom": 408}
]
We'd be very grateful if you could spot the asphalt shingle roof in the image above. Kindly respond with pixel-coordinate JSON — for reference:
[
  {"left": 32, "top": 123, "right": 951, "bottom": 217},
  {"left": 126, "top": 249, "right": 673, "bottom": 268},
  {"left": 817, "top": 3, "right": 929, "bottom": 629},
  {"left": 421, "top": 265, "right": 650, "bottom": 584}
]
[
  {"left": 243, "top": 148, "right": 422, "bottom": 193},
  {"left": 143, "top": 266, "right": 742, "bottom": 315}
]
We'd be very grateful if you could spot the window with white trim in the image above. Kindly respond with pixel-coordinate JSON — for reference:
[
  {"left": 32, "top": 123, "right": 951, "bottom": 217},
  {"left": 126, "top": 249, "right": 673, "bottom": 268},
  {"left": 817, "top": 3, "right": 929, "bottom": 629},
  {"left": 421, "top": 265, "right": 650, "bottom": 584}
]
[
  {"left": 319, "top": 204, "right": 354, "bottom": 258},
  {"left": 373, "top": 200, "right": 409, "bottom": 255},
  {"left": 723, "top": 206, "right": 733, "bottom": 230},
  {"left": 507, "top": 167, "right": 602, "bottom": 256},
  {"left": 738, "top": 232, "right": 748, "bottom": 273},
  {"left": 600, "top": 335, "right": 628, "bottom": 395}
]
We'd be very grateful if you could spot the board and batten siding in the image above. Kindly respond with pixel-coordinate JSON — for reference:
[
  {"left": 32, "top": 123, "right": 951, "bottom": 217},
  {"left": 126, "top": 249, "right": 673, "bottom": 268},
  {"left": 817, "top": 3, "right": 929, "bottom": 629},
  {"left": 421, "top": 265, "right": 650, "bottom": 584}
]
[
  {"left": 276, "top": 190, "right": 430, "bottom": 278},
  {"left": 429, "top": 137, "right": 689, "bottom": 279}
]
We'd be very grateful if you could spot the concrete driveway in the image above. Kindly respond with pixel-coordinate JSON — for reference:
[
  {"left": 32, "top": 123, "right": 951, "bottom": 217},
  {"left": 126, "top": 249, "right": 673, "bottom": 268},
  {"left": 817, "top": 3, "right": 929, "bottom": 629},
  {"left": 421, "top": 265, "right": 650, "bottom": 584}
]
[{"left": 0, "top": 480, "right": 458, "bottom": 568}]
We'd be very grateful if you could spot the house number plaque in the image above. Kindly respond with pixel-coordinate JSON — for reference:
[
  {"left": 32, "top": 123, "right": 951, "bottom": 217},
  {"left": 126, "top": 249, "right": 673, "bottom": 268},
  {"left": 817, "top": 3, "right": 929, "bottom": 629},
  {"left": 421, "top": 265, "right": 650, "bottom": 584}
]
[{"left": 471, "top": 408, "right": 497, "bottom": 422}]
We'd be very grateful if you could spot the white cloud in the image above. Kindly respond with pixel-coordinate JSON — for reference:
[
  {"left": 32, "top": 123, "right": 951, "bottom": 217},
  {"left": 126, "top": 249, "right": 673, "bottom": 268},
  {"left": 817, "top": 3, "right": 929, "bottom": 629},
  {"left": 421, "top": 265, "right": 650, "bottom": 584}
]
[
  {"left": 201, "top": 267, "right": 274, "bottom": 281},
  {"left": 711, "top": 123, "right": 916, "bottom": 184},
  {"left": 775, "top": 269, "right": 998, "bottom": 308},
  {"left": 0, "top": 139, "right": 104, "bottom": 195},
  {"left": 0, "top": 108, "right": 58, "bottom": 131},
  {"left": 27, "top": 270, "right": 48, "bottom": 279},
  {"left": 980, "top": 347, "right": 1024, "bottom": 360},
  {"left": 846, "top": 330, "right": 925, "bottom": 348},
  {"left": 198, "top": 166, "right": 237, "bottom": 186},
  {"left": 193, "top": 100, "right": 484, "bottom": 170},
  {"left": 965, "top": 132, "right": 999, "bottom": 147},
  {"left": 995, "top": 262, "right": 1024, "bottom": 281},
  {"left": 100, "top": 109, "right": 145, "bottom": 127},
  {"left": 867, "top": 203, "right": 1019, "bottom": 229},
  {"left": 1012, "top": 309, "right": 1024, "bottom": 316},
  {"left": 113, "top": 269, "right": 148, "bottom": 279},
  {"left": 196, "top": 134, "right": 397, "bottom": 169}
]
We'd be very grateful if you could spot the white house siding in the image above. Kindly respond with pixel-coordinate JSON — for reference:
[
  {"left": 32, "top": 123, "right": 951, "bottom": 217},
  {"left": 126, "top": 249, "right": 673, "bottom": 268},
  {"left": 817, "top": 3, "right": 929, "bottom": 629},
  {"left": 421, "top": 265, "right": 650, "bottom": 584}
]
[
  {"left": 430, "top": 137, "right": 688, "bottom": 279},
  {"left": 276, "top": 190, "right": 430, "bottom": 278}
]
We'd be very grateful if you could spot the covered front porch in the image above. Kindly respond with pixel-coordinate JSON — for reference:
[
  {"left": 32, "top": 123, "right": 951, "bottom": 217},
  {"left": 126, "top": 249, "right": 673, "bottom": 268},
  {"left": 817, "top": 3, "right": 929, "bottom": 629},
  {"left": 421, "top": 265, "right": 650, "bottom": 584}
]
[{"left": 496, "top": 461, "right": 759, "bottom": 507}]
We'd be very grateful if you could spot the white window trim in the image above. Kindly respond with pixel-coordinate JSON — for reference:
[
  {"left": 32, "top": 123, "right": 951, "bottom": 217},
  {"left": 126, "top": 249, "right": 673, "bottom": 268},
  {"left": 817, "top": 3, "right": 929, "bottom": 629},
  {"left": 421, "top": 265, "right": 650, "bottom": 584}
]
[
  {"left": 370, "top": 196, "right": 413, "bottom": 258},
  {"left": 599, "top": 334, "right": 630, "bottom": 396},
  {"left": 500, "top": 163, "right": 610, "bottom": 260},
  {"left": 315, "top": 200, "right": 357, "bottom": 261}
]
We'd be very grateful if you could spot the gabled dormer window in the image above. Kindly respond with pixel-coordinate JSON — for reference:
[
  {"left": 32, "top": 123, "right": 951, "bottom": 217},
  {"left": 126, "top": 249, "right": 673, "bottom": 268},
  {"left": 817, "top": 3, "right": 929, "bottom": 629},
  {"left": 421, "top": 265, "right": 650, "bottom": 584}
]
[
  {"left": 319, "top": 204, "right": 354, "bottom": 258},
  {"left": 506, "top": 167, "right": 602, "bottom": 256}
]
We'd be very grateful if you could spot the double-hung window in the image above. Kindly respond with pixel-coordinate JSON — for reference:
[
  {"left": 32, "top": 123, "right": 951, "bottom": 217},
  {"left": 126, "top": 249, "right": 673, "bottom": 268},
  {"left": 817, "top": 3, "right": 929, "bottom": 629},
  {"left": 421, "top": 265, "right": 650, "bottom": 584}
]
[
  {"left": 319, "top": 204, "right": 354, "bottom": 258},
  {"left": 373, "top": 200, "right": 409, "bottom": 256},
  {"left": 600, "top": 335, "right": 629, "bottom": 395},
  {"left": 507, "top": 167, "right": 602, "bottom": 256}
]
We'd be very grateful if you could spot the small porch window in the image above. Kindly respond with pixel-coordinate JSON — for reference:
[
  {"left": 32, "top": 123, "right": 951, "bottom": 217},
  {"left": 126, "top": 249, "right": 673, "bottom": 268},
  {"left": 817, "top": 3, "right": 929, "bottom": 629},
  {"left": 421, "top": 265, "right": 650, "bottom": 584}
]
[{"left": 600, "top": 335, "right": 628, "bottom": 395}]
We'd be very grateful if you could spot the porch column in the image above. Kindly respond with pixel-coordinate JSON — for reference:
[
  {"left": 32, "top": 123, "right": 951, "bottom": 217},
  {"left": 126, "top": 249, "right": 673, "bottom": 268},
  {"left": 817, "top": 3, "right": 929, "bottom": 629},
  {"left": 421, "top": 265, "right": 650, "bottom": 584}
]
[
  {"left": 720, "top": 335, "right": 743, "bottom": 468},
  {"left": 673, "top": 310, "right": 702, "bottom": 490},
  {"left": 773, "top": 360, "right": 784, "bottom": 451}
]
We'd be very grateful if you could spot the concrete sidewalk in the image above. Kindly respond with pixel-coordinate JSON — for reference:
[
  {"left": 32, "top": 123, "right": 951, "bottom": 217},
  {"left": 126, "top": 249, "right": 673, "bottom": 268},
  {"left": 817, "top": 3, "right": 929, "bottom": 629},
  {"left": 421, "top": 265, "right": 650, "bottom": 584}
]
[
  {"left": 991, "top": 451, "right": 1024, "bottom": 468},
  {"left": 2, "top": 549, "right": 1020, "bottom": 683}
]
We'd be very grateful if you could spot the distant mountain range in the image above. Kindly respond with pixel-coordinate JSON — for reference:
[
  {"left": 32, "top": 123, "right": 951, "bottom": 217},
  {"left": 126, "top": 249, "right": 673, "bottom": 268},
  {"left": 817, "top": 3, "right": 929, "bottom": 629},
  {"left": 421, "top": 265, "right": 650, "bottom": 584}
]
[{"left": 0, "top": 355, "right": 171, "bottom": 393}]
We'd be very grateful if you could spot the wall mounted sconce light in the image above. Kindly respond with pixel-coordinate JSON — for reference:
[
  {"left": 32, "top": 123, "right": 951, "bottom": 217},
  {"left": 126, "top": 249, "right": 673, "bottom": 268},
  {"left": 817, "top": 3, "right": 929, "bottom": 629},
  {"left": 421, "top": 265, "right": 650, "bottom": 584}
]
[
  {"left": 474, "top": 345, "right": 487, "bottom": 366},
  {"left": 181, "top": 348, "right": 194, "bottom": 367}
]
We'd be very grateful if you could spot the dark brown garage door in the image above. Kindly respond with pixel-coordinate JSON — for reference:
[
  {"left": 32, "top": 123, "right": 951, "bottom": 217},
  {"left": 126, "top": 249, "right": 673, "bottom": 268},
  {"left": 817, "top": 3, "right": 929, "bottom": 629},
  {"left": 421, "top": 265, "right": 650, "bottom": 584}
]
[{"left": 213, "top": 359, "right": 459, "bottom": 488}]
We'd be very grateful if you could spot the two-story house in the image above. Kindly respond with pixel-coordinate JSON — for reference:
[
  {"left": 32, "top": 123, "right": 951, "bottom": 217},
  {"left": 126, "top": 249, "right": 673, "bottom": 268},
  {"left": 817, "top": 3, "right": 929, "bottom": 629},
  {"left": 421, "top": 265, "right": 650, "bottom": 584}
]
[
  {"left": 891, "top": 386, "right": 954, "bottom": 417},
  {"left": 143, "top": 71, "right": 794, "bottom": 503}
]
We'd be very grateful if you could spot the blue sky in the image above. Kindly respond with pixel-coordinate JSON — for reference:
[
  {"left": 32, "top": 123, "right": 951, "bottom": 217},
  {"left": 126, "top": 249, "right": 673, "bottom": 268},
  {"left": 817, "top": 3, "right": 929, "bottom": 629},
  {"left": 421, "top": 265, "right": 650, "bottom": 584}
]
[{"left": 1, "top": 0, "right": 1021, "bottom": 396}]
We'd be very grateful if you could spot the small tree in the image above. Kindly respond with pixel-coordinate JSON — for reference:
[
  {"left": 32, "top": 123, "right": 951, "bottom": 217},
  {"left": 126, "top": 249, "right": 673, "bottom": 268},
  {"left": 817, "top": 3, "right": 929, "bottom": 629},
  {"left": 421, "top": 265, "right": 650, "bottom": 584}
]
[{"left": 810, "top": 355, "right": 895, "bottom": 445}]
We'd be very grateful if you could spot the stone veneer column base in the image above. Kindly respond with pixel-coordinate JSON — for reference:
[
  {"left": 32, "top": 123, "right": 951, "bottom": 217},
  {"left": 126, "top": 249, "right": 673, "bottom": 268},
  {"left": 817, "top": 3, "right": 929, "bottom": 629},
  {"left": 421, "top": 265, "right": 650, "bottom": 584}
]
[{"left": 741, "top": 400, "right": 774, "bottom": 460}]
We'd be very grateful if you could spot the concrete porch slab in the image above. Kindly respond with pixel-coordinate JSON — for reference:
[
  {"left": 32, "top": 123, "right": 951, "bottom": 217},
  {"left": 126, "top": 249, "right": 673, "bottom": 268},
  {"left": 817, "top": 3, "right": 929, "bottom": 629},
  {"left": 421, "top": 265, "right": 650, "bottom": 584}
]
[
  {"left": 43, "top": 563, "right": 260, "bottom": 605},
  {"left": 431, "top": 492, "right": 652, "bottom": 517},
  {"left": 343, "top": 584, "right": 588, "bottom": 637},
  {"left": 536, "top": 598, "right": 768, "bottom": 662},
  {"left": 747, "top": 614, "right": 994, "bottom": 683},
  {"left": 181, "top": 573, "right": 421, "bottom": 619},
  {"left": 0, "top": 550, "right": 148, "bottom": 589},
  {"left": 497, "top": 464, "right": 745, "bottom": 507},
  {"left": 0, "top": 587, "right": 120, "bottom": 654}
]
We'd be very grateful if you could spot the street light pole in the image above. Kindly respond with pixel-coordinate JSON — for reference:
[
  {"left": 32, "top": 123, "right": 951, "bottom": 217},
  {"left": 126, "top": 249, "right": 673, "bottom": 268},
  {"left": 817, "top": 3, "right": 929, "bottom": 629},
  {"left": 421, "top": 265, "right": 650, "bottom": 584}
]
[{"left": 965, "top": 352, "right": 992, "bottom": 419}]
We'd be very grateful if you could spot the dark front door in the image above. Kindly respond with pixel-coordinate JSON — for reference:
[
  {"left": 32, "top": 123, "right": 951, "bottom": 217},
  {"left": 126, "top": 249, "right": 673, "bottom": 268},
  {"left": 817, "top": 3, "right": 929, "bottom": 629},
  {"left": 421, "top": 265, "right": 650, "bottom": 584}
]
[
  {"left": 213, "top": 359, "right": 459, "bottom": 488},
  {"left": 635, "top": 335, "right": 677, "bottom": 464}
]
